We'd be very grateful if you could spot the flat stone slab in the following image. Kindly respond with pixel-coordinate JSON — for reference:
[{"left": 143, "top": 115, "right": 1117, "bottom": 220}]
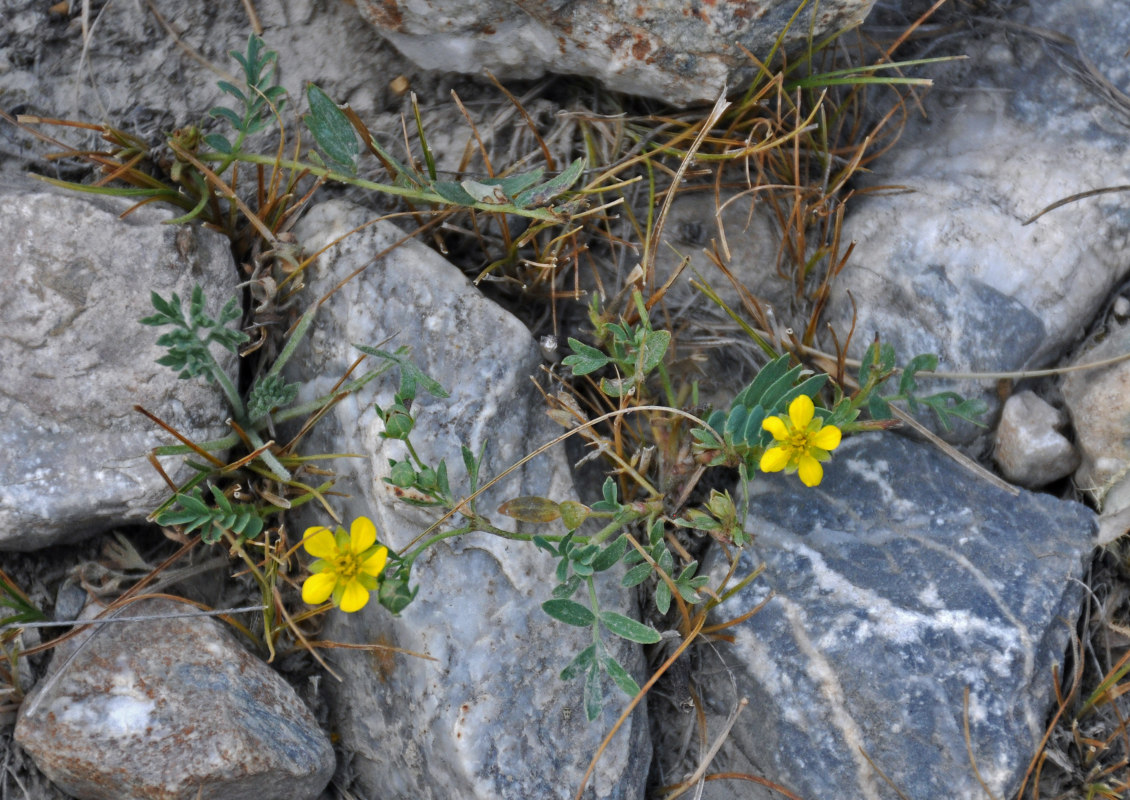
[{"left": 697, "top": 433, "right": 1093, "bottom": 800}]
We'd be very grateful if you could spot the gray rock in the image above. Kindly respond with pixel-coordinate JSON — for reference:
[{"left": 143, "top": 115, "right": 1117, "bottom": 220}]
[
  {"left": 1062, "top": 321, "right": 1130, "bottom": 504},
  {"left": 652, "top": 189, "right": 790, "bottom": 314},
  {"left": 1, "top": 0, "right": 397, "bottom": 160},
  {"left": 285, "top": 200, "right": 649, "bottom": 799},
  {"left": 694, "top": 433, "right": 1092, "bottom": 800},
  {"left": 357, "top": 0, "right": 877, "bottom": 105},
  {"left": 993, "top": 390, "right": 1078, "bottom": 488},
  {"left": 827, "top": 2, "right": 1130, "bottom": 441},
  {"left": 1062, "top": 321, "right": 1130, "bottom": 544},
  {"left": 0, "top": 179, "right": 237, "bottom": 550},
  {"left": 14, "top": 597, "right": 334, "bottom": 800}
]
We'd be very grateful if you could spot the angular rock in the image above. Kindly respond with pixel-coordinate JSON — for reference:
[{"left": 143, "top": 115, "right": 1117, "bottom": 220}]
[
  {"left": 358, "top": 0, "right": 877, "bottom": 105},
  {"left": 14, "top": 597, "right": 334, "bottom": 800},
  {"left": 0, "top": 178, "right": 237, "bottom": 550},
  {"left": 694, "top": 433, "right": 1092, "bottom": 800},
  {"left": 1062, "top": 320, "right": 1130, "bottom": 543},
  {"left": 285, "top": 200, "right": 649, "bottom": 799},
  {"left": 993, "top": 390, "right": 1078, "bottom": 488},
  {"left": 827, "top": 2, "right": 1130, "bottom": 441}
]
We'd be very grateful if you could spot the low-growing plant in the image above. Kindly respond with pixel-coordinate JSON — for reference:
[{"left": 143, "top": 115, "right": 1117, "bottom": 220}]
[{"left": 3, "top": 8, "right": 1012, "bottom": 798}]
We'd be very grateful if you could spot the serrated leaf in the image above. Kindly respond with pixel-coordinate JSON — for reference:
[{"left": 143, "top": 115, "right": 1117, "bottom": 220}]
[
  {"left": 899, "top": 353, "right": 938, "bottom": 398},
  {"left": 560, "top": 643, "right": 596, "bottom": 682},
  {"left": 304, "top": 83, "right": 359, "bottom": 175},
  {"left": 602, "top": 655, "right": 641, "bottom": 697},
  {"left": 562, "top": 338, "right": 610, "bottom": 376},
  {"left": 599, "top": 611, "right": 661, "bottom": 644},
  {"left": 542, "top": 598, "right": 596, "bottom": 627}
]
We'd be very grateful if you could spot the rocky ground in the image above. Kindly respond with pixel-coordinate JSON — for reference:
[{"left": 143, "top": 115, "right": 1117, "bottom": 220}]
[{"left": 2, "top": 1, "right": 1129, "bottom": 799}]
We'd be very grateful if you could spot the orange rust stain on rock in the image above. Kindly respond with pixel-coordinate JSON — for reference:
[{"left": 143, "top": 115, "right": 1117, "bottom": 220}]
[
  {"left": 605, "top": 31, "right": 630, "bottom": 52},
  {"left": 631, "top": 35, "right": 652, "bottom": 60},
  {"left": 364, "top": 0, "right": 403, "bottom": 30}
]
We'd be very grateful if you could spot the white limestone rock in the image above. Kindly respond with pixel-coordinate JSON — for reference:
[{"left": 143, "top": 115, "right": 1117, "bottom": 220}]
[
  {"left": 285, "top": 200, "right": 649, "bottom": 799},
  {"left": 993, "top": 390, "right": 1078, "bottom": 488}
]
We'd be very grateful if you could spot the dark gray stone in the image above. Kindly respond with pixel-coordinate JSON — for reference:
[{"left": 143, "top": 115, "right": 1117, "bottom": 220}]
[
  {"left": 827, "top": 1, "right": 1130, "bottom": 441},
  {"left": 696, "top": 433, "right": 1093, "bottom": 800}
]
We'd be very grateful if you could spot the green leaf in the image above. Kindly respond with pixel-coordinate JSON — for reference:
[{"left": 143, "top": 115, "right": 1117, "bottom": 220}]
[
  {"left": 899, "top": 353, "right": 938, "bottom": 398},
  {"left": 552, "top": 575, "right": 583, "bottom": 599},
  {"left": 304, "top": 83, "right": 359, "bottom": 175},
  {"left": 431, "top": 181, "right": 479, "bottom": 206},
  {"left": 602, "top": 654, "right": 641, "bottom": 698},
  {"left": 591, "top": 477, "right": 620, "bottom": 513},
  {"left": 584, "top": 663, "right": 603, "bottom": 722},
  {"left": 203, "top": 133, "right": 233, "bottom": 154},
  {"left": 621, "top": 562, "right": 653, "bottom": 588},
  {"left": 542, "top": 598, "right": 596, "bottom": 627},
  {"left": 562, "top": 338, "right": 611, "bottom": 376},
  {"left": 655, "top": 581, "right": 672, "bottom": 615},
  {"left": 869, "top": 394, "right": 893, "bottom": 420},
  {"left": 591, "top": 535, "right": 628, "bottom": 572},
  {"left": 640, "top": 330, "right": 671, "bottom": 372},
  {"left": 599, "top": 376, "right": 635, "bottom": 397},
  {"left": 778, "top": 373, "right": 829, "bottom": 409},
  {"left": 759, "top": 364, "right": 806, "bottom": 411},
  {"left": 599, "top": 611, "right": 661, "bottom": 644},
  {"left": 735, "top": 354, "right": 790, "bottom": 407},
  {"left": 514, "top": 157, "right": 586, "bottom": 208},
  {"left": 560, "top": 643, "right": 596, "bottom": 681}
]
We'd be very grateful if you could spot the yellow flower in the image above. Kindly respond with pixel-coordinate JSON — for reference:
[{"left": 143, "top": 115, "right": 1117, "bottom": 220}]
[
  {"left": 301, "top": 516, "right": 389, "bottom": 612},
  {"left": 759, "top": 395, "right": 842, "bottom": 487}
]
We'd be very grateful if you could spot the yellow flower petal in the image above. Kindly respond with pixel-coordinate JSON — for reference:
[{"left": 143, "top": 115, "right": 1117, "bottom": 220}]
[
  {"left": 302, "top": 571, "right": 337, "bottom": 605},
  {"left": 811, "top": 424, "right": 842, "bottom": 451},
  {"left": 762, "top": 415, "right": 789, "bottom": 441},
  {"left": 798, "top": 455, "right": 823, "bottom": 487},
  {"left": 788, "top": 395, "right": 814, "bottom": 429},
  {"left": 302, "top": 527, "right": 337, "bottom": 559},
  {"left": 338, "top": 579, "right": 371, "bottom": 612},
  {"left": 361, "top": 545, "right": 389, "bottom": 578},
  {"left": 350, "top": 516, "right": 377, "bottom": 553},
  {"left": 760, "top": 446, "right": 790, "bottom": 473}
]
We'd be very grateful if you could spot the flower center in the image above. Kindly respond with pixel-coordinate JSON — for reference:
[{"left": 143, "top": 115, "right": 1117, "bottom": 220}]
[
  {"left": 786, "top": 429, "right": 811, "bottom": 452},
  {"left": 334, "top": 553, "right": 361, "bottom": 580}
]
